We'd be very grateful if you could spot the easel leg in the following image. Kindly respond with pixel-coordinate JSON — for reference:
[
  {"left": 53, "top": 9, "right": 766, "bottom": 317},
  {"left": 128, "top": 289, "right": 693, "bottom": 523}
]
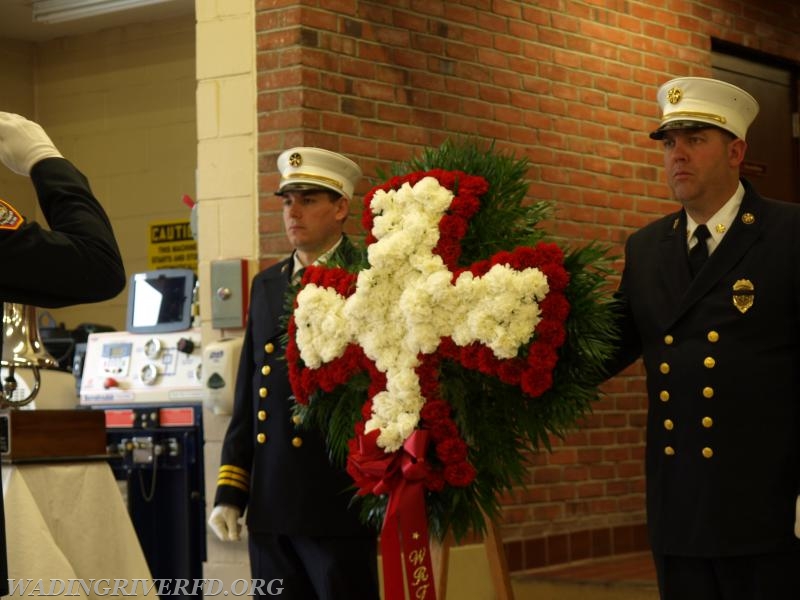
[
  {"left": 430, "top": 519, "right": 514, "bottom": 600},
  {"left": 484, "top": 517, "right": 515, "bottom": 600},
  {"left": 430, "top": 533, "right": 452, "bottom": 599}
]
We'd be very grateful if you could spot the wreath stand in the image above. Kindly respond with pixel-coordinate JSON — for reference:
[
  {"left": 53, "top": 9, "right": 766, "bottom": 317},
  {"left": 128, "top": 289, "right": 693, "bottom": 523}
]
[{"left": 430, "top": 515, "right": 515, "bottom": 600}]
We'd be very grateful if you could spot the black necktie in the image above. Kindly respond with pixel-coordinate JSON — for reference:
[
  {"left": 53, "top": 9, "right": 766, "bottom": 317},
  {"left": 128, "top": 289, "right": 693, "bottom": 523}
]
[{"left": 688, "top": 224, "right": 710, "bottom": 277}]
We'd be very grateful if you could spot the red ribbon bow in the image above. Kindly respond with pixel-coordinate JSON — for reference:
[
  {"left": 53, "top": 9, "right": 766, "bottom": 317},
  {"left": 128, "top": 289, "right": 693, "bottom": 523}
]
[{"left": 347, "top": 430, "right": 437, "bottom": 600}]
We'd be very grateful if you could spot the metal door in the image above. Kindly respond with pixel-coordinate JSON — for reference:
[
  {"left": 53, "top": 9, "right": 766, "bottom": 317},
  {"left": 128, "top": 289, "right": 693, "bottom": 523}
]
[{"left": 712, "top": 52, "right": 799, "bottom": 204}]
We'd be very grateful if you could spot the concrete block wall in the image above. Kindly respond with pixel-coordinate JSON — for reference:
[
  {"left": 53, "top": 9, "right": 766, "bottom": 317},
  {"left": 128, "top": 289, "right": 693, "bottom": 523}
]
[
  {"left": 29, "top": 17, "right": 198, "bottom": 331},
  {"left": 0, "top": 39, "right": 36, "bottom": 218},
  {"left": 195, "top": 0, "right": 258, "bottom": 585}
]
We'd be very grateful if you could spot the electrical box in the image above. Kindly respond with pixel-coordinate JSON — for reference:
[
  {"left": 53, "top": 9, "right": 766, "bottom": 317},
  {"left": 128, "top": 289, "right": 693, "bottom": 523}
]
[{"left": 210, "top": 259, "right": 249, "bottom": 329}]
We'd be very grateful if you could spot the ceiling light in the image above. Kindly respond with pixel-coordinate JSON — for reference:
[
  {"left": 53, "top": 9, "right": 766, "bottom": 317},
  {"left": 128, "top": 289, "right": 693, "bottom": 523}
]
[{"left": 32, "top": 0, "right": 172, "bottom": 24}]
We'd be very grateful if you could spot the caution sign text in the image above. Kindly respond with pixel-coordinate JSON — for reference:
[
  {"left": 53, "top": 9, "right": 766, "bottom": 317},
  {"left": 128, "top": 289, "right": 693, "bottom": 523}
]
[{"left": 148, "top": 220, "right": 198, "bottom": 271}]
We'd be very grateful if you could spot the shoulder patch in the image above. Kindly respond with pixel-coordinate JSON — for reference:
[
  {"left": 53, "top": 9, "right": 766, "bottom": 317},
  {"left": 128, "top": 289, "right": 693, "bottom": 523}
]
[{"left": 0, "top": 199, "right": 23, "bottom": 231}]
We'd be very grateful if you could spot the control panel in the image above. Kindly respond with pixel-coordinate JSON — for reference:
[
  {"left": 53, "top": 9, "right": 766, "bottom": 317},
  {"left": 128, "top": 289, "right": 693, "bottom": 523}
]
[
  {"left": 104, "top": 405, "right": 199, "bottom": 469},
  {"left": 101, "top": 404, "right": 206, "bottom": 584},
  {"left": 80, "top": 330, "right": 204, "bottom": 406}
]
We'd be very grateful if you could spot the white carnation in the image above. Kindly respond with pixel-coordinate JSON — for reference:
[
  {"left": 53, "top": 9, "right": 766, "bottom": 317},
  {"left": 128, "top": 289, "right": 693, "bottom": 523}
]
[{"left": 295, "top": 175, "right": 556, "bottom": 453}]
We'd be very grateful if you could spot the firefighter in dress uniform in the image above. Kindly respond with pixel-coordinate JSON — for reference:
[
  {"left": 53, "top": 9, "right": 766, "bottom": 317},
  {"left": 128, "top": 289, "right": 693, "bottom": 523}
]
[
  {"left": 606, "top": 78, "right": 800, "bottom": 599},
  {"left": 208, "top": 148, "right": 379, "bottom": 600},
  {"left": 0, "top": 111, "right": 125, "bottom": 595}
]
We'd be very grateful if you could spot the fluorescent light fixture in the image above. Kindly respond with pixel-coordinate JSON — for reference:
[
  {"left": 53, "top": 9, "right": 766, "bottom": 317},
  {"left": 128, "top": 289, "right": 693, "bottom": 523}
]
[{"left": 32, "top": 0, "right": 172, "bottom": 24}]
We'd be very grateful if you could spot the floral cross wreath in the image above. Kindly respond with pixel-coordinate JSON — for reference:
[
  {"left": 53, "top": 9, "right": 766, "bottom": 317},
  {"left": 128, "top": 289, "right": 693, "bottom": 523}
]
[{"left": 286, "top": 141, "right": 616, "bottom": 600}]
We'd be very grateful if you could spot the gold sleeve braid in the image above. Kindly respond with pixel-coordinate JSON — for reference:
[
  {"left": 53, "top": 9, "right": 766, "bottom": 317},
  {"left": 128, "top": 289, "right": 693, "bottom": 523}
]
[{"left": 217, "top": 464, "right": 250, "bottom": 492}]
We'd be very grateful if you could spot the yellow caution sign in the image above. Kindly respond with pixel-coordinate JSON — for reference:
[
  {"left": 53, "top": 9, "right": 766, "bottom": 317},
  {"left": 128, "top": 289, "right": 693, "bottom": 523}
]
[{"left": 148, "top": 220, "right": 198, "bottom": 271}]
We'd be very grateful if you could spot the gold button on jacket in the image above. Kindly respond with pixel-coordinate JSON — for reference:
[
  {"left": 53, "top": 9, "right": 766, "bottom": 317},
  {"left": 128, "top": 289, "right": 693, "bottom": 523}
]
[{"left": 291, "top": 436, "right": 303, "bottom": 448}]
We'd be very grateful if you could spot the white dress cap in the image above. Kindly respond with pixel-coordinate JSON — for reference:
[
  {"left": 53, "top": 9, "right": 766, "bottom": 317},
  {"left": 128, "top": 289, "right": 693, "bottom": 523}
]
[
  {"left": 276, "top": 147, "right": 362, "bottom": 199},
  {"left": 650, "top": 77, "right": 759, "bottom": 141}
]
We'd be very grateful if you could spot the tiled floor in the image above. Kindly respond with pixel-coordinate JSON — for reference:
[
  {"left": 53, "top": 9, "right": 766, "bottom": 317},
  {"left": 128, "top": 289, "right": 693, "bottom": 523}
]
[{"left": 511, "top": 552, "right": 659, "bottom": 600}]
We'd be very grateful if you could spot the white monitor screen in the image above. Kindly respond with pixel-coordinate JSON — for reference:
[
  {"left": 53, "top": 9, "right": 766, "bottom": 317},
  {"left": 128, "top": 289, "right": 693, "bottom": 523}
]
[{"left": 126, "top": 269, "right": 195, "bottom": 333}]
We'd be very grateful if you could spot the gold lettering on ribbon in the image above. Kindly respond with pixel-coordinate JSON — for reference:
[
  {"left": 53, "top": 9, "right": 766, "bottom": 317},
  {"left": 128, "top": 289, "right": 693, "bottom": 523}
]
[
  {"left": 408, "top": 548, "right": 427, "bottom": 565},
  {"left": 408, "top": 550, "right": 431, "bottom": 598}
]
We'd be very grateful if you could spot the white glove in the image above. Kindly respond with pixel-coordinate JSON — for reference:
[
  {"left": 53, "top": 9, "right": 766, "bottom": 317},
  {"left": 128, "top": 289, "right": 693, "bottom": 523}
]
[
  {"left": 795, "top": 495, "right": 800, "bottom": 539},
  {"left": 208, "top": 504, "right": 242, "bottom": 542},
  {"left": 0, "top": 112, "right": 63, "bottom": 176}
]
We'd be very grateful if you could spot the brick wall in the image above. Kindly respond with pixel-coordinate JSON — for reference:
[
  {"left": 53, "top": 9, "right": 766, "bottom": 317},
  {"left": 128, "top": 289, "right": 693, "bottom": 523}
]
[{"left": 254, "top": 0, "right": 800, "bottom": 570}]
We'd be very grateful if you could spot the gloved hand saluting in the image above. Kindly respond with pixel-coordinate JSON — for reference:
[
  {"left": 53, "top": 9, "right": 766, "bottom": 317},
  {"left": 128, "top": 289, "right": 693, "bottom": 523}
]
[
  {"left": 208, "top": 504, "right": 242, "bottom": 542},
  {"left": 0, "top": 112, "right": 63, "bottom": 176}
]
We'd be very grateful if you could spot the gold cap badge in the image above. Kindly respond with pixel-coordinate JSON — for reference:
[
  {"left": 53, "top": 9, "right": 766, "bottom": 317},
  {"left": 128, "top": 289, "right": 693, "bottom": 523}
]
[{"left": 666, "top": 87, "right": 682, "bottom": 104}]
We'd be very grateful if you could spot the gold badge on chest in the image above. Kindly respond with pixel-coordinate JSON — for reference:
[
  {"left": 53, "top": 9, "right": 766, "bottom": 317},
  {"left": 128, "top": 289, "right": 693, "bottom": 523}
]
[{"left": 732, "top": 279, "right": 754, "bottom": 314}]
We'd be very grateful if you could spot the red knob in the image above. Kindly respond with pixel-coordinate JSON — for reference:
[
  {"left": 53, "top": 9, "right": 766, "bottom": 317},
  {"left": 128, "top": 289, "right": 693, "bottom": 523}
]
[
  {"left": 103, "top": 377, "right": 119, "bottom": 389},
  {"left": 177, "top": 338, "right": 195, "bottom": 354}
]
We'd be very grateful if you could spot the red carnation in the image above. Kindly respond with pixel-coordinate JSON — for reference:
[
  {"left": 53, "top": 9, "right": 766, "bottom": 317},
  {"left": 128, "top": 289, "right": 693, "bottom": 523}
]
[
  {"left": 436, "top": 438, "right": 468, "bottom": 464},
  {"left": 428, "top": 419, "right": 458, "bottom": 442},
  {"left": 444, "top": 462, "right": 477, "bottom": 487},
  {"left": 425, "top": 469, "right": 446, "bottom": 492},
  {"left": 535, "top": 319, "right": 566, "bottom": 347},
  {"left": 420, "top": 400, "right": 451, "bottom": 421},
  {"left": 540, "top": 293, "right": 570, "bottom": 322}
]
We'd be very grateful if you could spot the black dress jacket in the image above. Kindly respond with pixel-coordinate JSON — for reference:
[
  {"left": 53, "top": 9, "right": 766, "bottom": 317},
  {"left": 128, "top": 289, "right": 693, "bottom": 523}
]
[
  {"left": 0, "top": 157, "right": 125, "bottom": 595},
  {"left": 0, "top": 158, "right": 125, "bottom": 305},
  {"left": 608, "top": 179, "right": 800, "bottom": 557},
  {"left": 215, "top": 237, "right": 373, "bottom": 537}
]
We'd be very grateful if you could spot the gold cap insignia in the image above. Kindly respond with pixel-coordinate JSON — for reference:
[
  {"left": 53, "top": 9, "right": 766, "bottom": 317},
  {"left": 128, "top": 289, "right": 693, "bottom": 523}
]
[
  {"left": 666, "top": 87, "right": 682, "bottom": 104},
  {"left": 732, "top": 279, "right": 754, "bottom": 314},
  {"left": 741, "top": 212, "right": 755, "bottom": 225},
  {"left": 288, "top": 152, "right": 302, "bottom": 167}
]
